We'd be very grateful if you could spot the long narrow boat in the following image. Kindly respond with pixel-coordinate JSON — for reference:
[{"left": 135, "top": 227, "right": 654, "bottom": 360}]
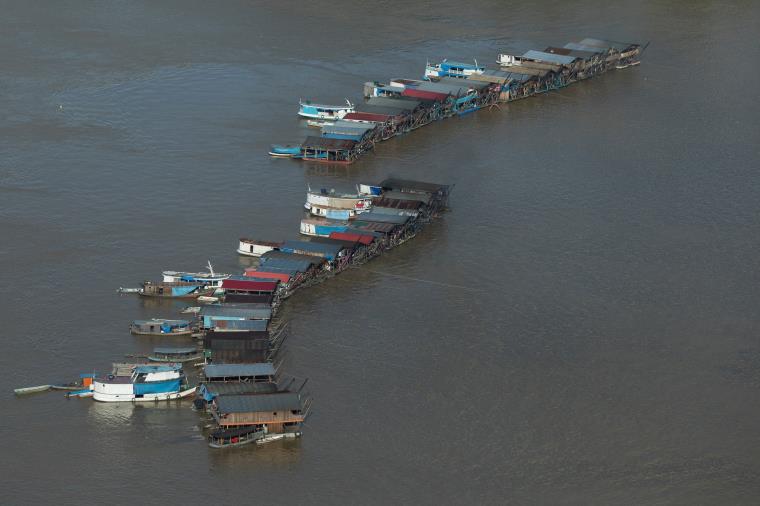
[
  {"left": 268, "top": 145, "right": 301, "bottom": 158},
  {"left": 14, "top": 385, "right": 51, "bottom": 395},
  {"left": 148, "top": 346, "right": 202, "bottom": 363},
  {"left": 208, "top": 426, "right": 267, "bottom": 449}
]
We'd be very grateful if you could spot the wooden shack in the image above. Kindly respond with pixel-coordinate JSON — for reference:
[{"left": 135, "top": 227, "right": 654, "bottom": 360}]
[{"left": 211, "top": 392, "right": 309, "bottom": 433}]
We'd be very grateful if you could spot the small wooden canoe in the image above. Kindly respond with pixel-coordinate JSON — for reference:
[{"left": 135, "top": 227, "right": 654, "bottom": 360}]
[{"left": 14, "top": 385, "right": 52, "bottom": 395}]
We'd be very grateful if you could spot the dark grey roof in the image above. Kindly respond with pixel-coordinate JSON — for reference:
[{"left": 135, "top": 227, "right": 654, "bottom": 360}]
[
  {"left": 380, "top": 178, "right": 449, "bottom": 194},
  {"left": 437, "top": 76, "right": 491, "bottom": 90},
  {"left": 358, "top": 211, "right": 410, "bottom": 224},
  {"left": 215, "top": 392, "right": 302, "bottom": 413},
  {"left": 205, "top": 382, "right": 278, "bottom": 395},
  {"left": 204, "top": 363, "right": 275, "bottom": 378}
]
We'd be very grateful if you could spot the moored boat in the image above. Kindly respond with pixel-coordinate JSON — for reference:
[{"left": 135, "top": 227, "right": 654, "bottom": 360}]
[
  {"left": 298, "top": 99, "right": 354, "bottom": 120},
  {"left": 148, "top": 346, "right": 202, "bottom": 363},
  {"left": 139, "top": 281, "right": 216, "bottom": 299},
  {"left": 424, "top": 59, "right": 484, "bottom": 80},
  {"left": 304, "top": 189, "right": 372, "bottom": 213},
  {"left": 92, "top": 364, "right": 195, "bottom": 402},
  {"left": 268, "top": 144, "right": 302, "bottom": 158},
  {"left": 237, "top": 238, "right": 283, "bottom": 257},
  {"left": 162, "top": 261, "right": 230, "bottom": 288},
  {"left": 208, "top": 425, "right": 267, "bottom": 449},
  {"left": 14, "top": 385, "right": 51, "bottom": 395},
  {"left": 130, "top": 319, "right": 193, "bottom": 336}
]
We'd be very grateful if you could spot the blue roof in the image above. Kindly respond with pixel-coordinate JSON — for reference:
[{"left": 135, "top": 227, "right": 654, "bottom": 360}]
[
  {"left": 281, "top": 240, "right": 344, "bottom": 257},
  {"left": 204, "top": 363, "right": 276, "bottom": 378},
  {"left": 522, "top": 50, "right": 577, "bottom": 65}
]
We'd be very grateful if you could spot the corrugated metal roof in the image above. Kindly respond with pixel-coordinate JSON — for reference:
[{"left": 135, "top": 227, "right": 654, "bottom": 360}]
[
  {"left": 321, "top": 124, "right": 374, "bottom": 138},
  {"left": 281, "top": 239, "right": 344, "bottom": 257},
  {"left": 354, "top": 104, "right": 409, "bottom": 116},
  {"left": 544, "top": 46, "right": 598, "bottom": 60},
  {"left": 351, "top": 220, "right": 397, "bottom": 233},
  {"left": 522, "top": 50, "right": 577, "bottom": 65},
  {"left": 466, "top": 69, "right": 513, "bottom": 84},
  {"left": 371, "top": 196, "right": 422, "bottom": 210},
  {"left": 358, "top": 211, "right": 410, "bottom": 224},
  {"left": 401, "top": 88, "right": 450, "bottom": 101},
  {"left": 414, "top": 81, "right": 470, "bottom": 96},
  {"left": 204, "top": 363, "right": 275, "bottom": 378},
  {"left": 502, "top": 65, "right": 548, "bottom": 77},
  {"left": 437, "top": 76, "right": 491, "bottom": 90},
  {"left": 203, "top": 382, "right": 278, "bottom": 396},
  {"left": 261, "top": 250, "right": 324, "bottom": 266},
  {"left": 578, "top": 38, "right": 634, "bottom": 51},
  {"left": 563, "top": 42, "right": 606, "bottom": 53},
  {"left": 380, "top": 178, "right": 448, "bottom": 194},
  {"left": 301, "top": 136, "right": 357, "bottom": 151},
  {"left": 342, "top": 112, "right": 390, "bottom": 122},
  {"left": 366, "top": 97, "right": 422, "bottom": 110},
  {"left": 215, "top": 392, "right": 302, "bottom": 414}
]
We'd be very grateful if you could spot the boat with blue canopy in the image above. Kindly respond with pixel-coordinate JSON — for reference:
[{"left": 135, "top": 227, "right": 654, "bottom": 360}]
[
  {"left": 298, "top": 99, "right": 354, "bottom": 120},
  {"left": 92, "top": 364, "right": 195, "bottom": 402}
]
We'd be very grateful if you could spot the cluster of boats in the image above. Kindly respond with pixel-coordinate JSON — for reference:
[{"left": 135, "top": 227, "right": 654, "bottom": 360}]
[
  {"left": 16, "top": 178, "right": 450, "bottom": 449},
  {"left": 270, "top": 37, "right": 643, "bottom": 162}
]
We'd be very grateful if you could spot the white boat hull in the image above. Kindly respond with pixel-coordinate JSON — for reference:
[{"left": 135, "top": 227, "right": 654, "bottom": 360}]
[{"left": 93, "top": 387, "right": 196, "bottom": 403}]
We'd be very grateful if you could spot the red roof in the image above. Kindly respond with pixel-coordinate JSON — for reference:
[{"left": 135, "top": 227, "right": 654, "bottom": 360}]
[
  {"left": 401, "top": 88, "right": 449, "bottom": 101},
  {"left": 329, "top": 231, "right": 375, "bottom": 245},
  {"left": 343, "top": 112, "right": 391, "bottom": 123},
  {"left": 244, "top": 270, "right": 291, "bottom": 283},
  {"left": 222, "top": 279, "right": 278, "bottom": 292}
]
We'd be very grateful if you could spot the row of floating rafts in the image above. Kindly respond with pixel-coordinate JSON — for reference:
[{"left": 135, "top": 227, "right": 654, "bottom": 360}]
[
  {"left": 21, "top": 178, "right": 446, "bottom": 450},
  {"left": 203, "top": 179, "right": 448, "bottom": 447},
  {"left": 271, "top": 38, "right": 643, "bottom": 159}
]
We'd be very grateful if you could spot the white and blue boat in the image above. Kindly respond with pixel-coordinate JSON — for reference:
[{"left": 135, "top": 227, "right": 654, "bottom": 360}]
[
  {"left": 92, "top": 364, "right": 195, "bottom": 402},
  {"left": 162, "top": 261, "right": 230, "bottom": 288},
  {"left": 298, "top": 99, "right": 354, "bottom": 121},
  {"left": 424, "top": 59, "right": 484, "bottom": 80},
  {"left": 268, "top": 144, "right": 302, "bottom": 158}
]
